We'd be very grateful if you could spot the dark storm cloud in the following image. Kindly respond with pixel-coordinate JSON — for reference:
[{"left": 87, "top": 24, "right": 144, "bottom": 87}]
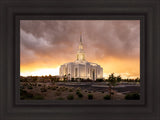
[{"left": 20, "top": 20, "right": 140, "bottom": 65}]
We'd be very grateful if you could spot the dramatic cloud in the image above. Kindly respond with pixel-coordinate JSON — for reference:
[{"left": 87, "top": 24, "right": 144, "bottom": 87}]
[{"left": 20, "top": 20, "right": 140, "bottom": 78}]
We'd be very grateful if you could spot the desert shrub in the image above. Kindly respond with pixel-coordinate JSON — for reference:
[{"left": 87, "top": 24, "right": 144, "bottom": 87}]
[
  {"left": 23, "top": 83, "right": 27, "bottom": 86},
  {"left": 32, "top": 83, "right": 36, "bottom": 86},
  {"left": 60, "top": 87, "right": 64, "bottom": 89},
  {"left": 57, "top": 88, "right": 61, "bottom": 92},
  {"left": 77, "top": 87, "right": 81, "bottom": 91},
  {"left": 38, "top": 84, "right": 41, "bottom": 86},
  {"left": 56, "top": 97, "right": 65, "bottom": 100},
  {"left": 125, "top": 94, "right": 132, "bottom": 100},
  {"left": 61, "top": 89, "right": 65, "bottom": 92},
  {"left": 20, "top": 89, "right": 33, "bottom": 99},
  {"left": 111, "top": 92, "right": 114, "bottom": 95},
  {"left": 88, "top": 94, "right": 93, "bottom": 100},
  {"left": 55, "top": 92, "right": 61, "bottom": 96},
  {"left": 20, "top": 85, "right": 24, "bottom": 89},
  {"left": 26, "top": 93, "right": 33, "bottom": 98},
  {"left": 52, "top": 87, "right": 57, "bottom": 90},
  {"left": 33, "top": 94, "right": 44, "bottom": 100},
  {"left": 76, "top": 91, "right": 80, "bottom": 95},
  {"left": 65, "top": 88, "right": 68, "bottom": 90},
  {"left": 101, "top": 91, "right": 104, "bottom": 93},
  {"left": 20, "top": 88, "right": 25, "bottom": 94},
  {"left": 27, "top": 85, "right": 33, "bottom": 89},
  {"left": 20, "top": 96, "right": 25, "bottom": 99},
  {"left": 104, "top": 95, "right": 111, "bottom": 100},
  {"left": 77, "top": 93, "right": 83, "bottom": 98},
  {"left": 85, "top": 90, "right": 88, "bottom": 92},
  {"left": 57, "top": 87, "right": 64, "bottom": 91},
  {"left": 59, "top": 87, "right": 65, "bottom": 91},
  {"left": 40, "top": 88, "right": 47, "bottom": 92},
  {"left": 48, "top": 86, "right": 51, "bottom": 89},
  {"left": 96, "top": 79, "right": 104, "bottom": 82},
  {"left": 125, "top": 93, "right": 140, "bottom": 100},
  {"left": 69, "top": 89, "right": 73, "bottom": 92},
  {"left": 61, "top": 88, "right": 66, "bottom": 92},
  {"left": 67, "top": 94, "right": 74, "bottom": 100}
]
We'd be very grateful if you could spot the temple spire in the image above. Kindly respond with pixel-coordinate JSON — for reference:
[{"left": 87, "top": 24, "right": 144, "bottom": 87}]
[
  {"left": 76, "top": 33, "right": 85, "bottom": 61},
  {"left": 79, "top": 32, "right": 83, "bottom": 50},
  {"left": 80, "top": 32, "right": 82, "bottom": 43}
]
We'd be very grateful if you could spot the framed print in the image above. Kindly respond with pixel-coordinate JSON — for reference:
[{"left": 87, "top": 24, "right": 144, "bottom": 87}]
[
  {"left": 0, "top": 0, "right": 160, "bottom": 120},
  {"left": 16, "top": 17, "right": 144, "bottom": 105}
]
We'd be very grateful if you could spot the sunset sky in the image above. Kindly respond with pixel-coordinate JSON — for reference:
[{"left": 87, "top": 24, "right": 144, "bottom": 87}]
[{"left": 20, "top": 20, "right": 140, "bottom": 79}]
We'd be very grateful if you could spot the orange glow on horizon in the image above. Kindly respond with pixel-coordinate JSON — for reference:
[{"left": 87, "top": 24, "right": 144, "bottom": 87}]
[
  {"left": 20, "top": 56, "right": 140, "bottom": 79},
  {"left": 20, "top": 66, "right": 60, "bottom": 77}
]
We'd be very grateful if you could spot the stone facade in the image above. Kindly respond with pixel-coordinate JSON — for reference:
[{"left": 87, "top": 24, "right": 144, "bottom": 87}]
[{"left": 59, "top": 34, "right": 103, "bottom": 81}]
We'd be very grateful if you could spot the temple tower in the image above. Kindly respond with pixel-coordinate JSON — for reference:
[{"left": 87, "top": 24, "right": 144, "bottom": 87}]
[{"left": 76, "top": 33, "right": 85, "bottom": 61}]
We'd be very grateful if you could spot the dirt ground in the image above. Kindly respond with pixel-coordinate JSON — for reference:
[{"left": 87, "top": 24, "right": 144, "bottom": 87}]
[{"left": 21, "top": 82, "right": 125, "bottom": 100}]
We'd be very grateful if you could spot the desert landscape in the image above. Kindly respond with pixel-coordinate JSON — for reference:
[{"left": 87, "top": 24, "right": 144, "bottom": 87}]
[{"left": 20, "top": 75, "right": 140, "bottom": 100}]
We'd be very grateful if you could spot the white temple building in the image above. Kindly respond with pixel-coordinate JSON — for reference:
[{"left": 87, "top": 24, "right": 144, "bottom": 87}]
[{"left": 59, "top": 34, "right": 103, "bottom": 81}]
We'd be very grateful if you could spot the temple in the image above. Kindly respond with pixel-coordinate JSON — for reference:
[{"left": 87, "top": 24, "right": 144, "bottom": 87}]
[{"left": 59, "top": 34, "right": 103, "bottom": 81}]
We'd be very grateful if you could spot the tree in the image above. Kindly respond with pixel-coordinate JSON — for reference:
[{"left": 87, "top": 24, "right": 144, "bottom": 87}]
[
  {"left": 56, "top": 77, "right": 60, "bottom": 82},
  {"left": 117, "top": 75, "right": 122, "bottom": 83},
  {"left": 68, "top": 74, "right": 71, "bottom": 81},
  {"left": 108, "top": 73, "right": 117, "bottom": 97},
  {"left": 32, "top": 76, "right": 37, "bottom": 82},
  {"left": 51, "top": 78, "right": 54, "bottom": 84},
  {"left": 63, "top": 75, "right": 67, "bottom": 81},
  {"left": 49, "top": 74, "right": 52, "bottom": 79},
  {"left": 135, "top": 77, "right": 140, "bottom": 82},
  {"left": 108, "top": 74, "right": 122, "bottom": 98},
  {"left": 71, "top": 78, "right": 74, "bottom": 82}
]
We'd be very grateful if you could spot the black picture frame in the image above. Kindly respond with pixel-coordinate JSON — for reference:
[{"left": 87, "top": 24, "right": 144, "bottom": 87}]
[{"left": 0, "top": 0, "right": 159, "bottom": 120}]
